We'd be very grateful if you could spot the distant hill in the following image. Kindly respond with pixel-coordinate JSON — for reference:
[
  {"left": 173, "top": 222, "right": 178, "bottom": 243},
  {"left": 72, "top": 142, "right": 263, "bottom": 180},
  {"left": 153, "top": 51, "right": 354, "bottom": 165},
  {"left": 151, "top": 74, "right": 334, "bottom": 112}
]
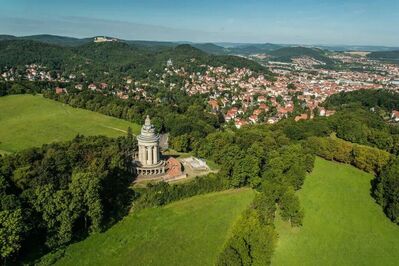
[
  {"left": 194, "top": 43, "right": 283, "bottom": 55},
  {"left": 0, "top": 34, "right": 176, "bottom": 48},
  {"left": 267, "top": 46, "right": 335, "bottom": 65},
  {"left": 125, "top": 40, "right": 177, "bottom": 49},
  {"left": 215, "top": 43, "right": 399, "bottom": 53},
  {"left": 367, "top": 50, "right": 399, "bottom": 64},
  {"left": 229, "top": 43, "right": 283, "bottom": 55},
  {"left": 20, "top": 34, "right": 92, "bottom": 46},
  {"left": 0, "top": 34, "right": 91, "bottom": 46},
  {"left": 0, "top": 35, "right": 282, "bottom": 55},
  {"left": 191, "top": 43, "right": 228, "bottom": 55},
  {"left": 0, "top": 34, "right": 18, "bottom": 41},
  {"left": 0, "top": 39, "right": 273, "bottom": 81},
  {"left": 1, "top": 34, "right": 398, "bottom": 53},
  {"left": 0, "top": 40, "right": 78, "bottom": 69},
  {"left": 315, "top": 45, "right": 399, "bottom": 52},
  {"left": 153, "top": 44, "right": 271, "bottom": 75}
]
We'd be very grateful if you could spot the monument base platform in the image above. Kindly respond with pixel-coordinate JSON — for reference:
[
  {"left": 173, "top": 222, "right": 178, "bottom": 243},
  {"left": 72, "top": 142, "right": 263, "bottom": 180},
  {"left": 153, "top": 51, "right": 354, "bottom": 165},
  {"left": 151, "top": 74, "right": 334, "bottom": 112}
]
[{"left": 135, "top": 160, "right": 166, "bottom": 177}]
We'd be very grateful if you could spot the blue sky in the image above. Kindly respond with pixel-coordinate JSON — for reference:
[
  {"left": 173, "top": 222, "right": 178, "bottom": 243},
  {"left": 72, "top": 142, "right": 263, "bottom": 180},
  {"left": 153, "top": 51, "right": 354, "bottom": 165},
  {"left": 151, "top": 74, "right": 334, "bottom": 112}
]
[{"left": 0, "top": 0, "right": 398, "bottom": 46}]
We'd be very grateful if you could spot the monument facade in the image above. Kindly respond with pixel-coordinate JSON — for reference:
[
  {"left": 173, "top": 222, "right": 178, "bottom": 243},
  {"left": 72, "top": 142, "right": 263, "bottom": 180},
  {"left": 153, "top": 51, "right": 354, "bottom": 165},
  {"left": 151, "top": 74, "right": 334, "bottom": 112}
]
[{"left": 136, "top": 115, "right": 166, "bottom": 176}]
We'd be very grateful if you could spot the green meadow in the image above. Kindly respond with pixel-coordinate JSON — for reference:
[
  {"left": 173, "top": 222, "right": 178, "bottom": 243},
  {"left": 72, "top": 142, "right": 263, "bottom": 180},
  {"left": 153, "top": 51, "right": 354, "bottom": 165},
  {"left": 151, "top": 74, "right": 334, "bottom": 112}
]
[
  {"left": 38, "top": 189, "right": 255, "bottom": 266},
  {"left": 0, "top": 94, "right": 140, "bottom": 153},
  {"left": 272, "top": 157, "right": 399, "bottom": 266}
]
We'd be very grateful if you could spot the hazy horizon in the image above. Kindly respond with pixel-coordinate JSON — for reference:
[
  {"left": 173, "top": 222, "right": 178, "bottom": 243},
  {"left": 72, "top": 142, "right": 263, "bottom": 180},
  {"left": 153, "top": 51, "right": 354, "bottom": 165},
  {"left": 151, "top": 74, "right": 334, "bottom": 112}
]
[
  {"left": 1, "top": 0, "right": 398, "bottom": 46},
  {"left": 3, "top": 33, "right": 399, "bottom": 49}
]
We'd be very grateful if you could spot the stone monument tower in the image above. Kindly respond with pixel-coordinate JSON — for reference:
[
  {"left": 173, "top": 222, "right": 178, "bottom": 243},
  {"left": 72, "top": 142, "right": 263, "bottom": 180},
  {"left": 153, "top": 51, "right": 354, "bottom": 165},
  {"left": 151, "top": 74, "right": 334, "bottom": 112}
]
[{"left": 136, "top": 115, "right": 166, "bottom": 176}]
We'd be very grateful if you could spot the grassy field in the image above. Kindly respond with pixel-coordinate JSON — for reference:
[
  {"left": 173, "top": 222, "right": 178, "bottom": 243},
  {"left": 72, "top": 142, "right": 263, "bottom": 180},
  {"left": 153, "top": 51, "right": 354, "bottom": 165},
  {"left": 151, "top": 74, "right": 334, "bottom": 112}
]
[
  {"left": 0, "top": 94, "right": 140, "bottom": 153},
  {"left": 39, "top": 189, "right": 255, "bottom": 266},
  {"left": 272, "top": 157, "right": 399, "bottom": 266}
]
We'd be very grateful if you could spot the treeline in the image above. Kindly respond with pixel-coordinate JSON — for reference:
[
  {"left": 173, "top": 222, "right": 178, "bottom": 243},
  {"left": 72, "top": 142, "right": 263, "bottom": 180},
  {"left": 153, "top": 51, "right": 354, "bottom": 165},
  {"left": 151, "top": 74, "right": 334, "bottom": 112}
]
[
  {"left": 374, "top": 158, "right": 399, "bottom": 224},
  {"left": 307, "top": 136, "right": 392, "bottom": 174},
  {"left": 217, "top": 191, "right": 277, "bottom": 265},
  {"left": 0, "top": 81, "right": 58, "bottom": 96},
  {"left": 133, "top": 174, "right": 229, "bottom": 210},
  {"left": 217, "top": 179, "right": 305, "bottom": 265},
  {"left": 0, "top": 134, "right": 137, "bottom": 263}
]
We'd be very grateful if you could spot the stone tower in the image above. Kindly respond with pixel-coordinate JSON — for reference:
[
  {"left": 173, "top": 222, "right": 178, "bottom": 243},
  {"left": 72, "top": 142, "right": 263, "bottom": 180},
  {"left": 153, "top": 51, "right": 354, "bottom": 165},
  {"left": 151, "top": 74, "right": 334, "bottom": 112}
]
[{"left": 136, "top": 115, "right": 165, "bottom": 176}]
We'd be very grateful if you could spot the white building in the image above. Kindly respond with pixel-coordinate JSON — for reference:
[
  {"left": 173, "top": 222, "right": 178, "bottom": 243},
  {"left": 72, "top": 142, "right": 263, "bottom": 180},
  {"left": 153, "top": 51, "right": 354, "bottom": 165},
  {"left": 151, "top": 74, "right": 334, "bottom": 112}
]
[{"left": 136, "top": 116, "right": 166, "bottom": 176}]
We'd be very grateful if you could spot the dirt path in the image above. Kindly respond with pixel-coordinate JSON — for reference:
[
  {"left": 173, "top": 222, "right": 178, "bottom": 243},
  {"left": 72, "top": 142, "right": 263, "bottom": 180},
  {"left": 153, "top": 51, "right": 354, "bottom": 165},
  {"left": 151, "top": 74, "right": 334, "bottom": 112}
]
[{"left": 100, "top": 125, "right": 128, "bottom": 133}]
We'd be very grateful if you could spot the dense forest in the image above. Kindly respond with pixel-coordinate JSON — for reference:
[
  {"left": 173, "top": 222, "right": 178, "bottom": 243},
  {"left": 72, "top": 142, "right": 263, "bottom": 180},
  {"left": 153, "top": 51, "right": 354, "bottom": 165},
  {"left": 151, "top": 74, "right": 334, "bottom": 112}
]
[
  {"left": 324, "top": 89, "right": 399, "bottom": 112},
  {"left": 0, "top": 81, "right": 62, "bottom": 96},
  {"left": 0, "top": 134, "right": 137, "bottom": 263}
]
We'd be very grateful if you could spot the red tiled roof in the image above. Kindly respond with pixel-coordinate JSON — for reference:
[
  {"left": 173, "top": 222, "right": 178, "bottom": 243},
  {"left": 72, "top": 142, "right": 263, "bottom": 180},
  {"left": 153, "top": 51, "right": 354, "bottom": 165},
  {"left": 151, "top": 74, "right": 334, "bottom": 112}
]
[
  {"left": 295, "top": 113, "right": 308, "bottom": 121},
  {"left": 55, "top": 87, "right": 64, "bottom": 94},
  {"left": 166, "top": 157, "right": 182, "bottom": 178}
]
